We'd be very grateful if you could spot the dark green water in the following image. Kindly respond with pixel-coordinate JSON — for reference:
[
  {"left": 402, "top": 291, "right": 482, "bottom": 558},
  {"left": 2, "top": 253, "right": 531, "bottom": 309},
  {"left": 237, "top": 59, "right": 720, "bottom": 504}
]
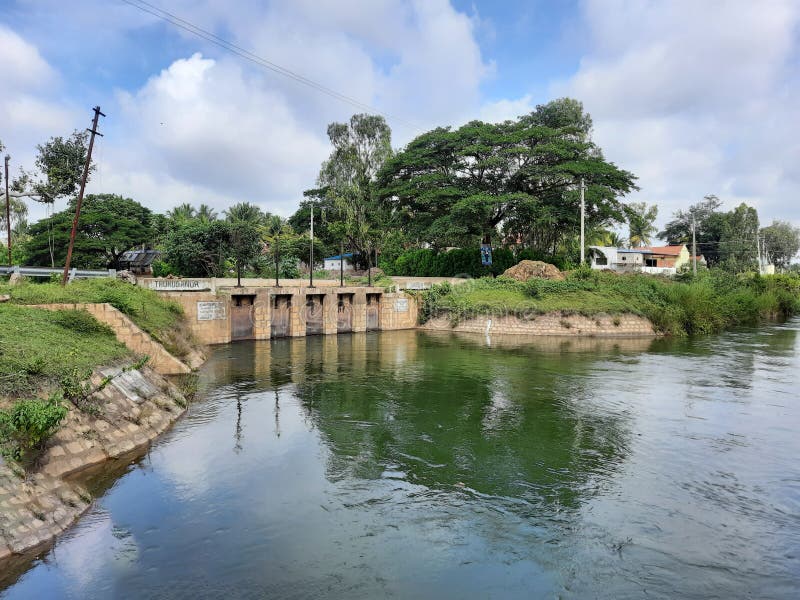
[{"left": 2, "top": 324, "right": 800, "bottom": 599}]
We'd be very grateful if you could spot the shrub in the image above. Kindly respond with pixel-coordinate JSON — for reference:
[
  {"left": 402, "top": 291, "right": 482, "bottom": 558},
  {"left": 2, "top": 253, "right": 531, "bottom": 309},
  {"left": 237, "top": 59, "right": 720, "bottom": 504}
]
[{"left": 0, "top": 395, "right": 68, "bottom": 461}]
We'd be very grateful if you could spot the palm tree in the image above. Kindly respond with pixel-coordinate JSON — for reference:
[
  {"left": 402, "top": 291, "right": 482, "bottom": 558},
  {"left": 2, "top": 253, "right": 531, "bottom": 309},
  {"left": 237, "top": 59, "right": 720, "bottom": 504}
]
[
  {"left": 628, "top": 202, "right": 658, "bottom": 247},
  {"left": 225, "top": 202, "right": 263, "bottom": 225},
  {"left": 196, "top": 204, "right": 218, "bottom": 223},
  {"left": 167, "top": 203, "right": 196, "bottom": 223}
]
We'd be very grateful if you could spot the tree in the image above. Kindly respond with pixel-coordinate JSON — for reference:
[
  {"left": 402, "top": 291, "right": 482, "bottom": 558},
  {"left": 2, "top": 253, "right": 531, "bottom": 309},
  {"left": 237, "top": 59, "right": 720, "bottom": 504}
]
[
  {"left": 660, "top": 195, "right": 725, "bottom": 265},
  {"left": 166, "top": 203, "right": 196, "bottom": 223},
  {"left": 162, "top": 219, "right": 230, "bottom": 277},
  {"left": 225, "top": 203, "right": 264, "bottom": 286},
  {"left": 719, "top": 203, "right": 759, "bottom": 272},
  {"left": 761, "top": 220, "right": 800, "bottom": 270},
  {"left": 6, "top": 131, "right": 92, "bottom": 204},
  {"left": 378, "top": 98, "right": 637, "bottom": 254},
  {"left": 263, "top": 216, "right": 302, "bottom": 280},
  {"left": 24, "top": 194, "right": 152, "bottom": 269},
  {"left": 627, "top": 202, "right": 658, "bottom": 247},
  {"left": 314, "top": 113, "right": 393, "bottom": 269},
  {"left": 196, "top": 204, "right": 218, "bottom": 223}
]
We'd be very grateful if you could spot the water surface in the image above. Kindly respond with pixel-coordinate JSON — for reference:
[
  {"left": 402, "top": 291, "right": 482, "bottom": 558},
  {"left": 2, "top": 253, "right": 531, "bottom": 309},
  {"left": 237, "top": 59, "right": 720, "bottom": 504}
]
[{"left": 2, "top": 324, "right": 799, "bottom": 598}]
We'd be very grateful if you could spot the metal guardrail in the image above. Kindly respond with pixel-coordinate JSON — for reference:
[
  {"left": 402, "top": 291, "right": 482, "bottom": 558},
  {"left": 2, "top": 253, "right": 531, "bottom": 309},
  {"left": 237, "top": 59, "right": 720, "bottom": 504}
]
[{"left": 0, "top": 266, "right": 116, "bottom": 282}]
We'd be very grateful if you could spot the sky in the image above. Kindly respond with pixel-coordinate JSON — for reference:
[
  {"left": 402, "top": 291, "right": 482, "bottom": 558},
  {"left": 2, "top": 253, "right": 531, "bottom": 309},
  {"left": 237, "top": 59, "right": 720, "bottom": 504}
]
[{"left": 1, "top": 0, "right": 799, "bottom": 238}]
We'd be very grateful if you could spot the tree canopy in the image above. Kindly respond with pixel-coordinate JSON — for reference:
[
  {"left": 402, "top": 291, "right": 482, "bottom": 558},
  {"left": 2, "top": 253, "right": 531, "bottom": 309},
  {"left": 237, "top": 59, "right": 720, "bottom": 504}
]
[
  {"left": 377, "top": 98, "right": 637, "bottom": 254},
  {"left": 24, "top": 194, "right": 152, "bottom": 268}
]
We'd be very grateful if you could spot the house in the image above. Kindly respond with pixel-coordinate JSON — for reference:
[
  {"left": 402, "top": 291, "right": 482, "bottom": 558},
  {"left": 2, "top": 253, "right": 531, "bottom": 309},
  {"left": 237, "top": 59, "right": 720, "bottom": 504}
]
[
  {"left": 640, "top": 244, "right": 691, "bottom": 269},
  {"left": 323, "top": 253, "right": 355, "bottom": 272},
  {"left": 118, "top": 249, "right": 161, "bottom": 275},
  {"left": 589, "top": 246, "right": 676, "bottom": 275}
]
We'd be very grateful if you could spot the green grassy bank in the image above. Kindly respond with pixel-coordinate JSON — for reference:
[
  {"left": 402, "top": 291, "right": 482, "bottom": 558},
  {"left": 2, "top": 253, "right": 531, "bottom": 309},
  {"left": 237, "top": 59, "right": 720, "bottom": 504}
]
[
  {"left": 418, "top": 269, "right": 800, "bottom": 336},
  {"left": 0, "top": 279, "right": 189, "bottom": 356}
]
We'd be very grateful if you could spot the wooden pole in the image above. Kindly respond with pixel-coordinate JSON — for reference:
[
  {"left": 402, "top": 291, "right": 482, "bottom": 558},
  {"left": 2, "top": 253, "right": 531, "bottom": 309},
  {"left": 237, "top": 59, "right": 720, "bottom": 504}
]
[{"left": 62, "top": 106, "right": 104, "bottom": 285}]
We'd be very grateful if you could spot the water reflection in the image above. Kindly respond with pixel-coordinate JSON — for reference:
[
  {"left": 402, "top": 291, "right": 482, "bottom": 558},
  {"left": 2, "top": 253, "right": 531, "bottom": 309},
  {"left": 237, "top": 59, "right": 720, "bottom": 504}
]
[{"left": 2, "top": 324, "right": 799, "bottom": 599}]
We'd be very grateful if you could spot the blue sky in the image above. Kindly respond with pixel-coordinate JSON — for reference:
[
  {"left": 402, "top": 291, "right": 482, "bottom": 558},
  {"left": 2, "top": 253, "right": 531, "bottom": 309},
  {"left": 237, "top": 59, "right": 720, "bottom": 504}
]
[{"left": 2, "top": 0, "right": 799, "bottom": 236}]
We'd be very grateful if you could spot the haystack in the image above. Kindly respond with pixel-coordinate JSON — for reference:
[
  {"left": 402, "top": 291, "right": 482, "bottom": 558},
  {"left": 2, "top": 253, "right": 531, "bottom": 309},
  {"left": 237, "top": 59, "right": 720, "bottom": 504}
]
[{"left": 502, "top": 260, "right": 564, "bottom": 281}]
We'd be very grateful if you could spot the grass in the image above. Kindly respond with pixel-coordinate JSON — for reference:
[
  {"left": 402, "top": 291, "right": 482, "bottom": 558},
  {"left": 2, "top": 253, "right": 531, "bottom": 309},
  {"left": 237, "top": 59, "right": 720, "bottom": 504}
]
[
  {"left": 417, "top": 269, "right": 800, "bottom": 336},
  {"left": 0, "top": 304, "right": 130, "bottom": 399},
  {"left": 0, "top": 279, "right": 188, "bottom": 354}
]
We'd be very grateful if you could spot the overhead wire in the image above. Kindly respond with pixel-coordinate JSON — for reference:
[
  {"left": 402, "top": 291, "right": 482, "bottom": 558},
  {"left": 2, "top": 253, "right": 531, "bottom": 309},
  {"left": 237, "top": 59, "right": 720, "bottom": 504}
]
[{"left": 119, "top": 0, "right": 421, "bottom": 131}]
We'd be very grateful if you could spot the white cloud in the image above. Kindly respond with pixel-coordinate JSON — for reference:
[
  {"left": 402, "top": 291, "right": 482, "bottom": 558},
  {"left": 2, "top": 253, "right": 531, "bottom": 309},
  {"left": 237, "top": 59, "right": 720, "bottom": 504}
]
[{"left": 553, "top": 0, "right": 800, "bottom": 231}]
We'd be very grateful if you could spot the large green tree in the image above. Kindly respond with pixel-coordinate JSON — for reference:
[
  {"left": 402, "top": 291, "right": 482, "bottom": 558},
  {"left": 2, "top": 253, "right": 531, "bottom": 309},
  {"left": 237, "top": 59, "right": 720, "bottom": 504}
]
[
  {"left": 225, "top": 203, "right": 264, "bottom": 285},
  {"left": 377, "top": 98, "right": 637, "bottom": 253},
  {"left": 761, "top": 220, "right": 800, "bottom": 270},
  {"left": 313, "top": 113, "right": 393, "bottom": 269},
  {"left": 162, "top": 219, "right": 231, "bottom": 277},
  {"left": 25, "top": 194, "right": 152, "bottom": 269}
]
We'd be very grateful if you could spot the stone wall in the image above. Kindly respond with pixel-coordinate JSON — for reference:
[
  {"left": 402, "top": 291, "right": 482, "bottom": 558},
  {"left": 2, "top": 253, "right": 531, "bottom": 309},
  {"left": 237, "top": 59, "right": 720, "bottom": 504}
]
[
  {"left": 0, "top": 366, "right": 187, "bottom": 561},
  {"left": 422, "top": 312, "right": 656, "bottom": 337},
  {"left": 34, "top": 303, "right": 191, "bottom": 375},
  {"left": 162, "top": 287, "right": 419, "bottom": 344}
]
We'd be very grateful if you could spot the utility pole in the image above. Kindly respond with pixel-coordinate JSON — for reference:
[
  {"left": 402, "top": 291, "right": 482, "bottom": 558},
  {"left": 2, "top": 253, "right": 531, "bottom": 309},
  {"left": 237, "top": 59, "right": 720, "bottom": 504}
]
[
  {"left": 367, "top": 244, "right": 372, "bottom": 287},
  {"left": 579, "top": 178, "right": 585, "bottom": 265},
  {"left": 309, "top": 205, "right": 314, "bottom": 288},
  {"left": 340, "top": 240, "right": 344, "bottom": 287},
  {"left": 756, "top": 234, "right": 763, "bottom": 275},
  {"left": 692, "top": 216, "right": 697, "bottom": 276},
  {"left": 62, "top": 106, "right": 104, "bottom": 285},
  {"left": 4, "top": 155, "right": 10, "bottom": 266}
]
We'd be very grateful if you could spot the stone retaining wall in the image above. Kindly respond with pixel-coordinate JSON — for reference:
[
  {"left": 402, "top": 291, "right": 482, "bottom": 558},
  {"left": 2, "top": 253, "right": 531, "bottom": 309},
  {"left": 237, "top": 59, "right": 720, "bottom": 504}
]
[
  {"left": 0, "top": 366, "right": 188, "bottom": 561},
  {"left": 422, "top": 312, "right": 657, "bottom": 337},
  {"left": 35, "top": 303, "right": 191, "bottom": 375}
]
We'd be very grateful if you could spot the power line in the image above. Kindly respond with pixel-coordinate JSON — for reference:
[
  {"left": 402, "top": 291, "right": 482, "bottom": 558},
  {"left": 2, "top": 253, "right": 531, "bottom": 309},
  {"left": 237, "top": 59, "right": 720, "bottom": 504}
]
[{"left": 119, "top": 0, "right": 420, "bottom": 130}]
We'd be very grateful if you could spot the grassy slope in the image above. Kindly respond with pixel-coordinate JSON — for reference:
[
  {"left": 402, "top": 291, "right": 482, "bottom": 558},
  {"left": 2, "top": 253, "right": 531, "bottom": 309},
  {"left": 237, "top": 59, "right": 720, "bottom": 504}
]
[
  {"left": 0, "top": 279, "right": 188, "bottom": 355},
  {"left": 420, "top": 270, "right": 800, "bottom": 336},
  {"left": 0, "top": 305, "right": 130, "bottom": 399}
]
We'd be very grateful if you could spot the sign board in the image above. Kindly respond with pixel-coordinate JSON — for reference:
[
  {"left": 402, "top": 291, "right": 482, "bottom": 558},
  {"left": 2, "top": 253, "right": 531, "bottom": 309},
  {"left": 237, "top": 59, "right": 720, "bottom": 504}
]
[
  {"left": 394, "top": 298, "right": 409, "bottom": 312},
  {"left": 197, "top": 301, "right": 226, "bottom": 321},
  {"left": 480, "top": 244, "right": 493, "bottom": 266},
  {"left": 149, "top": 279, "right": 211, "bottom": 292}
]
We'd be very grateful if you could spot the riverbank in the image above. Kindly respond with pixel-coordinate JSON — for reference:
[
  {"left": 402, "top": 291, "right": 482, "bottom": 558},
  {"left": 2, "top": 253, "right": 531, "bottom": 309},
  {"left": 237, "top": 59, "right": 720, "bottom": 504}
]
[
  {"left": 416, "top": 270, "right": 800, "bottom": 336},
  {"left": 0, "top": 280, "right": 201, "bottom": 560}
]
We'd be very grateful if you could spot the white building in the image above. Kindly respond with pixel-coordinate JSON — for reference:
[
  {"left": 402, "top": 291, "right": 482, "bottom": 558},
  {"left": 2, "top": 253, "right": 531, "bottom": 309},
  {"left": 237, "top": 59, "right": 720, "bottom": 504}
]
[
  {"left": 589, "top": 246, "right": 676, "bottom": 275},
  {"left": 323, "top": 253, "right": 355, "bottom": 272}
]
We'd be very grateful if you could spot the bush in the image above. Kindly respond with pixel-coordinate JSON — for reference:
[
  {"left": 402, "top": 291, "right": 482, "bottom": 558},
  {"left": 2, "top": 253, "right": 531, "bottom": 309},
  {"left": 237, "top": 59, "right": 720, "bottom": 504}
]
[
  {"left": 391, "top": 247, "right": 516, "bottom": 278},
  {"left": 0, "top": 395, "right": 68, "bottom": 461}
]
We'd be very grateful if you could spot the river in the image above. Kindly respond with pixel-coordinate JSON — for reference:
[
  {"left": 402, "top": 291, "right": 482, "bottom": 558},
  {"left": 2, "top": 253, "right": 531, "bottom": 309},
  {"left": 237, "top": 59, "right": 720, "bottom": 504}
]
[{"left": 2, "top": 323, "right": 799, "bottom": 598}]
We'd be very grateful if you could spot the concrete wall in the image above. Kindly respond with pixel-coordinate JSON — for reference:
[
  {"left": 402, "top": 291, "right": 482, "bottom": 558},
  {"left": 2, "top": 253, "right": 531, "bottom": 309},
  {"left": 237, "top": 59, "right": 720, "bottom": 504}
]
[
  {"left": 162, "top": 287, "right": 419, "bottom": 345},
  {"left": 422, "top": 312, "right": 656, "bottom": 337}
]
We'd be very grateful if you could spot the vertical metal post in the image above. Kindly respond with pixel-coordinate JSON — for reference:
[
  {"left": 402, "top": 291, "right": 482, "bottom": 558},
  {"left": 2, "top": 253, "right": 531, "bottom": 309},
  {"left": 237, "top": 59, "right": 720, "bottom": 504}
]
[
  {"left": 579, "top": 178, "right": 585, "bottom": 265},
  {"left": 692, "top": 216, "right": 697, "bottom": 276},
  {"left": 62, "top": 106, "right": 104, "bottom": 285},
  {"left": 4, "top": 155, "right": 10, "bottom": 265},
  {"left": 340, "top": 240, "right": 344, "bottom": 287},
  {"left": 309, "top": 205, "right": 314, "bottom": 288}
]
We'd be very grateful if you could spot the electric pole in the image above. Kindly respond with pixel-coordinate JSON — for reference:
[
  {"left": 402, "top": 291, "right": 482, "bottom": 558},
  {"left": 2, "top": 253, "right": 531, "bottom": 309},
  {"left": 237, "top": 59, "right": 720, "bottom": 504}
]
[
  {"left": 309, "top": 205, "right": 314, "bottom": 288},
  {"left": 62, "top": 106, "right": 104, "bottom": 285},
  {"left": 340, "top": 240, "right": 344, "bottom": 287},
  {"left": 756, "top": 234, "right": 763, "bottom": 275},
  {"left": 692, "top": 216, "right": 697, "bottom": 276},
  {"left": 580, "top": 178, "right": 585, "bottom": 265},
  {"left": 4, "top": 155, "right": 10, "bottom": 265}
]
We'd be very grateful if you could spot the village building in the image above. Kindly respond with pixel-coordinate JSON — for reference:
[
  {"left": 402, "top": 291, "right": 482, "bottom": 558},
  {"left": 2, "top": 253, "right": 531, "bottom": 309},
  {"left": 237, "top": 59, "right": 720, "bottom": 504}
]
[{"left": 323, "top": 252, "right": 355, "bottom": 272}]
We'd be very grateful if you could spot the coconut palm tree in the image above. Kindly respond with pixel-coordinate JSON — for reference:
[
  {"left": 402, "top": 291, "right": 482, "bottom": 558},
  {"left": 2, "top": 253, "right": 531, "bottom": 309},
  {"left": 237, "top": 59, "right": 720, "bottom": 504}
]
[
  {"left": 196, "top": 204, "right": 218, "bottom": 222},
  {"left": 628, "top": 202, "right": 658, "bottom": 247},
  {"left": 166, "top": 203, "right": 196, "bottom": 223}
]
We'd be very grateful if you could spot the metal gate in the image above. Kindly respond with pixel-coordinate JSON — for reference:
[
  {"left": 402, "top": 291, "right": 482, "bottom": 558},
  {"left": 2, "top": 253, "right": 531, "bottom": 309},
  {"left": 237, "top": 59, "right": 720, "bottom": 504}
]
[
  {"left": 366, "top": 293, "right": 381, "bottom": 331},
  {"left": 231, "top": 295, "right": 255, "bottom": 340},
  {"left": 271, "top": 295, "right": 292, "bottom": 338},
  {"left": 337, "top": 294, "right": 353, "bottom": 333},
  {"left": 305, "top": 295, "right": 324, "bottom": 336}
]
